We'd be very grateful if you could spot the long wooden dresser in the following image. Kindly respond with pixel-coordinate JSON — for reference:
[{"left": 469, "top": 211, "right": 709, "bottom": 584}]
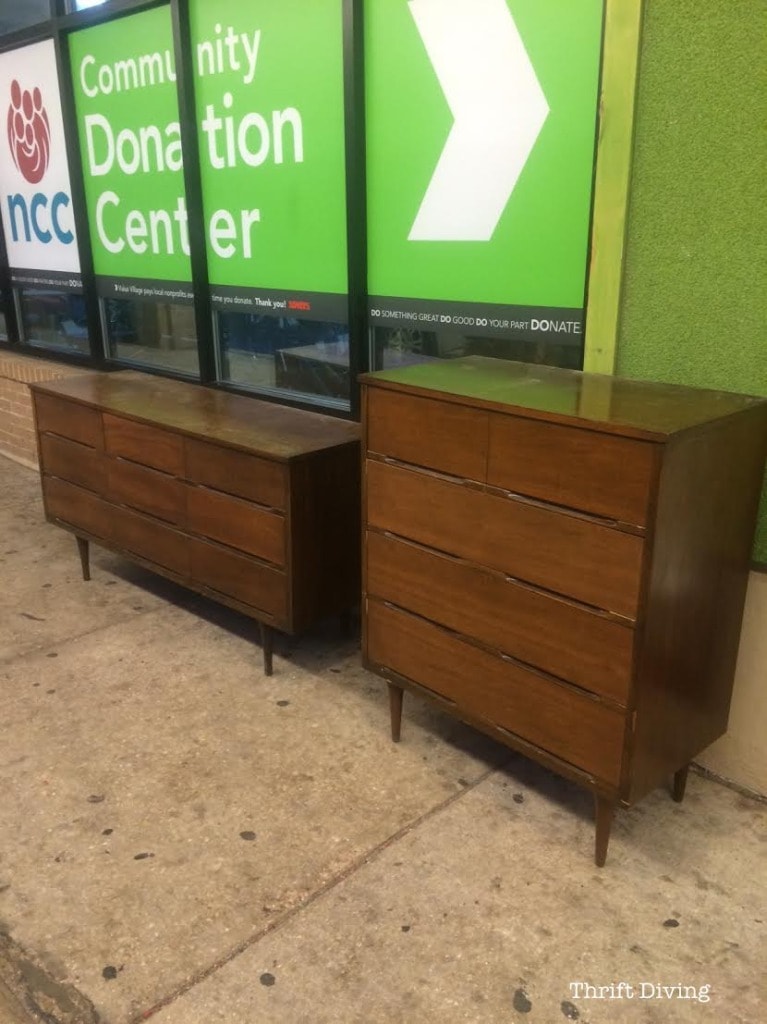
[
  {"left": 361, "top": 357, "right": 767, "bottom": 865},
  {"left": 31, "top": 372, "right": 360, "bottom": 674}
]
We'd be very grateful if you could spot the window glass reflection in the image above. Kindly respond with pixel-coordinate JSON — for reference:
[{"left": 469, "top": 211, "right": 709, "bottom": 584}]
[
  {"left": 0, "top": 1, "right": 50, "bottom": 36},
  {"left": 18, "top": 288, "right": 89, "bottom": 355},
  {"left": 218, "top": 313, "right": 350, "bottom": 407},
  {"left": 103, "top": 298, "right": 199, "bottom": 377},
  {"left": 371, "top": 326, "right": 583, "bottom": 373}
]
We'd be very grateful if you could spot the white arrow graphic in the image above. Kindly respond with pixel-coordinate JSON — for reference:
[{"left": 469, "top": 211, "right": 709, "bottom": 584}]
[{"left": 408, "top": 0, "right": 549, "bottom": 242}]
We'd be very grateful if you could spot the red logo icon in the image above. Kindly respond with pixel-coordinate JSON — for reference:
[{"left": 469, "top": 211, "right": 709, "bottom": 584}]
[{"left": 7, "top": 79, "right": 51, "bottom": 184}]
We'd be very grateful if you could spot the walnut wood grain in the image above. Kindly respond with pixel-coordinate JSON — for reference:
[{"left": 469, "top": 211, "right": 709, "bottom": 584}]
[
  {"left": 366, "top": 529, "right": 634, "bottom": 704},
  {"left": 366, "top": 458, "right": 644, "bottom": 618},
  {"left": 103, "top": 413, "right": 184, "bottom": 474},
  {"left": 366, "top": 387, "right": 488, "bottom": 480},
  {"left": 360, "top": 356, "right": 765, "bottom": 441},
  {"left": 367, "top": 599, "right": 626, "bottom": 783},
  {"left": 40, "top": 434, "right": 105, "bottom": 494},
  {"left": 34, "top": 393, "right": 102, "bottom": 448},
  {"left": 361, "top": 362, "right": 767, "bottom": 865},
  {"left": 185, "top": 437, "right": 287, "bottom": 510},
  {"left": 487, "top": 412, "right": 655, "bottom": 525},
  {"left": 107, "top": 457, "right": 185, "bottom": 525},
  {"left": 186, "top": 485, "right": 285, "bottom": 566},
  {"left": 42, "top": 476, "right": 111, "bottom": 540},
  {"left": 33, "top": 373, "right": 359, "bottom": 460},
  {"left": 32, "top": 375, "right": 361, "bottom": 665},
  {"left": 628, "top": 407, "right": 767, "bottom": 802},
  {"left": 110, "top": 503, "right": 190, "bottom": 577}
]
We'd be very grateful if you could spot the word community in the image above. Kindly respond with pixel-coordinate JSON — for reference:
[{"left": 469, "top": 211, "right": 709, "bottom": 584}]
[
  {"left": 569, "top": 981, "right": 712, "bottom": 1003},
  {"left": 79, "top": 24, "right": 302, "bottom": 261},
  {"left": 79, "top": 24, "right": 262, "bottom": 97}
]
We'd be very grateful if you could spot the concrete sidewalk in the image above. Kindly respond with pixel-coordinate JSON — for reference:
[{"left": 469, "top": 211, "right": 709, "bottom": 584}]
[{"left": 0, "top": 456, "right": 764, "bottom": 1024}]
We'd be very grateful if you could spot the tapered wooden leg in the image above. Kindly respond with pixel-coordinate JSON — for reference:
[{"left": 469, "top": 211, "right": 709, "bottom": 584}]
[
  {"left": 388, "top": 683, "right": 404, "bottom": 743},
  {"left": 594, "top": 794, "right": 616, "bottom": 868},
  {"left": 260, "top": 623, "right": 273, "bottom": 677},
  {"left": 672, "top": 764, "right": 690, "bottom": 803},
  {"left": 76, "top": 536, "right": 90, "bottom": 581}
]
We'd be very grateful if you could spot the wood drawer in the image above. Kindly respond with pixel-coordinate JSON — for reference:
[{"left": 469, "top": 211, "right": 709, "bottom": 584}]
[
  {"left": 107, "top": 458, "right": 185, "bottom": 525},
  {"left": 110, "top": 504, "right": 189, "bottom": 577},
  {"left": 189, "top": 537, "right": 287, "bottom": 620},
  {"left": 185, "top": 437, "right": 287, "bottom": 510},
  {"left": 366, "top": 459, "right": 644, "bottom": 618},
  {"left": 366, "top": 530, "right": 633, "bottom": 704},
  {"left": 186, "top": 486, "right": 285, "bottom": 566},
  {"left": 487, "top": 413, "right": 655, "bottom": 526},
  {"left": 42, "top": 476, "right": 110, "bottom": 539},
  {"left": 366, "top": 387, "right": 488, "bottom": 480},
  {"left": 103, "top": 414, "right": 184, "bottom": 474},
  {"left": 39, "top": 434, "right": 105, "bottom": 494},
  {"left": 367, "top": 600, "right": 626, "bottom": 783},
  {"left": 34, "top": 394, "right": 101, "bottom": 448}
]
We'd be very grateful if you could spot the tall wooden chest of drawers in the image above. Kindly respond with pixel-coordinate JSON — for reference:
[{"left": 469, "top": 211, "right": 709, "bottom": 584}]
[
  {"left": 361, "top": 357, "right": 767, "bottom": 864},
  {"left": 31, "top": 372, "right": 360, "bottom": 674}
]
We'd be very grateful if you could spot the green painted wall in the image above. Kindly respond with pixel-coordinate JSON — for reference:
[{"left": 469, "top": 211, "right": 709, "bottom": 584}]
[{"left": 616, "top": 0, "right": 767, "bottom": 563}]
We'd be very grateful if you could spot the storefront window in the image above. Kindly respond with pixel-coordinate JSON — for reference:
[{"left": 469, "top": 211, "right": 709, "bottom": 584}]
[
  {"left": 218, "top": 313, "right": 350, "bottom": 407},
  {"left": 0, "top": 1, "right": 50, "bottom": 36},
  {"left": 372, "top": 326, "right": 583, "bottom": 374},
  {"left": 69, "top": 1, "right": 109, "bottom": 10},
  {"left": 103, "top": 298, "right": 199, "bottom": 377},
  {"left": 17, "top": 288, "right": 89, "bottom": 355}
]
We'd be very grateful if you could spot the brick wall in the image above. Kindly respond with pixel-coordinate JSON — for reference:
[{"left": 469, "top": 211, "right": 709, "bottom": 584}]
[{"left": 0, "top": 352, "right": 95, "bottom": 468}]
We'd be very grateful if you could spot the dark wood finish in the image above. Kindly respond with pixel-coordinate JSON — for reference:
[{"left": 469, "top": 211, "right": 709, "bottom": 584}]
[
  {"left": 107, "top": 458, "right": 185, "bottom": 525},
  {"left": 188, "top": 538, "right": 287, "bottom": 619},
  {"left": 672, "top": 765, "right": 689, "bottom": 803},
  {"left": 627, "top": 408, "right": 767, "bottom": 803},
  {"left": 42, "top": 477, "right": 110, "bottom": 540},
  {"left": 260, "top": 622, "right": 274, "bottom": 677},
  {"left": 76, "top": 536, "right": 90, "bottom": 582},
  {"left": 186, "top": 486, "right": 285, "bottom": 566},
  {"left": 31, "top": 373, "right": 361, "bottom": 673},
  {"left": 367, "top": 458, "right": 644, "bottom": 618},
  {"left": 367, "top": 600, "right": 626, "bottom": 782},
  {"left": 487, "top": 413, "right": 654, "bottom": 525},
  {"left": 360, "top": 355, "right": 766, "bottom": 441},
  {"left": 366, "top": 529, "right": 633, "bottom": 703},
  {"left": 288, "top": 444, "right": 361, "bottom": 633},
  {"left": 110, "top": 504, "right": 190, "bottom": 578},
  {"left": 40, "top": 434, "right": 105, "bottom": 494},
  {"left": 34, "top": 393, "right": 102, "bottom": 448},
  {"left": 185, "top": 437, "right": 287, "bottom": 509},
  {"left": 103, "top": 413, "right": 184, "bottom": 475},
  {"left": 361, "top": 358, "right": 767, "bottom": 864},
  {"left": 367, "top": 386, "right": 488, "bottom": 480},
  {"left": 37, "top": 371, "right": 359, "bottom": 459},
  {"left": 388, "top": 682, "right": 403, "bottom": 743},
  {"left": 594, "top": 794, "right": 616, "bottom": 868}
]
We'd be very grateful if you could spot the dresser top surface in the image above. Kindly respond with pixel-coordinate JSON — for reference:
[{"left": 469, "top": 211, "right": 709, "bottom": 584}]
[
  {"left": 361, "top": 357, "right": 766, "bottom": 440},
  {"left": 31, "top": 372, "right": 360, "bottom": 459}
]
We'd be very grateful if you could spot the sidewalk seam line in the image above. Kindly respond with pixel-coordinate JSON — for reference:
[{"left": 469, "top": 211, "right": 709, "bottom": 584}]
[{"left": 129, "top": 757, "right": 510, "bottom": 1023}]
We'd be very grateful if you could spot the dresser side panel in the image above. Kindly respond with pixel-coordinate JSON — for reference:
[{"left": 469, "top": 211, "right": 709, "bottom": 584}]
[{"left": 629, "top": 407, "right": 767, "bottom": 802}]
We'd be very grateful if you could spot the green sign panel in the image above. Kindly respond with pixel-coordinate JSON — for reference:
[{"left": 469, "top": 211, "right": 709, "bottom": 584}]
[
  {"left": 190, "top": 0, "right": 349, "bottom": 321},
  {"left": 365, "top": 0, "right": 603, "bottom": 342},
  {"left": 70, "top": 6, "right": 193, "bottom": 302}
]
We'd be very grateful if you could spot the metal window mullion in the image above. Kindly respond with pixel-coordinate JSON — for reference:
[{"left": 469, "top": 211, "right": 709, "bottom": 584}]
[{"left": 169, "top": 0, "right": 215, "bottom": 384}]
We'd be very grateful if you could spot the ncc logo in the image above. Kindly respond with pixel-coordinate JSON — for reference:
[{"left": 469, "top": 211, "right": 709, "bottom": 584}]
[
  {"left": 8, "top": 79, "right": 51, "bottom": 183},
  {"left": 6, "top": 78, "right": 74, "bottom": 246}
]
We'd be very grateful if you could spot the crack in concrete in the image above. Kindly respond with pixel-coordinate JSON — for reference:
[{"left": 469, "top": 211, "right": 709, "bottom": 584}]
[
  {"left": 128, "top": 757, "right": 512, "bottom": 1023},
  {"left": 0, "top": 931, "right": 100, "bottom": 1024}
]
